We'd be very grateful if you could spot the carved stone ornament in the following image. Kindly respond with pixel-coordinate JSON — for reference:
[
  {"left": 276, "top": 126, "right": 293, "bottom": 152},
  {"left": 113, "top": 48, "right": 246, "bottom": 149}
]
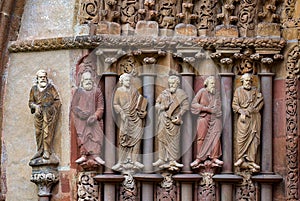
[
  {"left": 78, "top": 0, "right": 99, "bottom": 24},
  {"left": 153, "top": 75, "right": 189, "bottom": 171},
  {"left": 30, "top": 167, "right": 59, "bottom": 198},
  {"left": 29, "top": 70, "right": 61, "bottom": 164},
  {"left": 157, "top": 172, "right": 177, "bottom": 201},
  {"left": 285, "top": 45, "right": 300, "bottom": 200},
  {"left": 158, "top": 0, "right": 177, "bottom": 29},
  {"left": 120, "top": 173, "right": 137, "bottom": 201},
  {"left": 198, "top": 172, "right": 216, "bottom": 201},
  {"left": 237, "top": 0, "right": 258, "bottom": 37},
  {"left": 235, "top": 170, "right": 256, "bottom": 200},
  {"left": 77, "top": 172, "right": 99, "bottom": 201}
]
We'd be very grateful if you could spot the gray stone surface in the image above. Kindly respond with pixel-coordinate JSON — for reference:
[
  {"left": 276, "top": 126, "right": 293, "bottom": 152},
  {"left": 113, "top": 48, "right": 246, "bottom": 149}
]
[{"left": 18, "top": 0, "right": 76, "bottom": 40}]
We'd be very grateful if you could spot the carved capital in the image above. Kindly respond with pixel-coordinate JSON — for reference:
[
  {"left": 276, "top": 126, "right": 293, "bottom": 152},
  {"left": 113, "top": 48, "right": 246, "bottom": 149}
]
[{"left": 31, "top": 168, "right": 59, "bottom": 197}]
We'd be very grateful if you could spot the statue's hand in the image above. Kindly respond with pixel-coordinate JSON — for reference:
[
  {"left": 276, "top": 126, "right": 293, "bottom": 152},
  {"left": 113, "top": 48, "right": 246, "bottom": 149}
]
[
  {"left": 35, "top": 105, "right": 42, "bottom": 115},
  {"left": 171, "top": 116, "right": 182, "bottom": 125},
  {"left": 240, "top": 114, "right": 246, "bottom": 123},
  {"left": 120, "top": 111, "right": 127, "bottom": 121},
  {"left": 87, "top": 115, "right": 97, "bottom": 126}
]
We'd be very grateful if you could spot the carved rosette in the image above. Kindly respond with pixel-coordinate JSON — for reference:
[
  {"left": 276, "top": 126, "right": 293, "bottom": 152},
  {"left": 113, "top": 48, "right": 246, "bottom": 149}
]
[
  {"left": 285, "top": 45, "right": 300, "bottom": 200},
  {"left": 235, "top": 171, "right": 256, "bottom": 200},
  {"left": 157, "top": 172, "right": 177, "bottom": 201},
  {"left": 30, "top": 169, "right": 59, "bottom": 197}
]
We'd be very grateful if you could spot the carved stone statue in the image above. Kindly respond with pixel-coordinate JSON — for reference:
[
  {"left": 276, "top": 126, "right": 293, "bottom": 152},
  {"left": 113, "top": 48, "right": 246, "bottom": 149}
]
[
  {"left": 232, "top": 73, "right": 264, "bottom": 172},
  {"left": 71, "top": 71, "right": 105, "bottom": 166},
  {"left": 29, "top": 70, "right": 61, "bottom": 160},
  {"left": 112, "top": 73, "right": 147, "bottom": 171},
  {"left": 190, "top": 76, "right": 223, "bottom": 169},
  {"left": 153, "top": 75, "right": 189, "bottom": 170}
]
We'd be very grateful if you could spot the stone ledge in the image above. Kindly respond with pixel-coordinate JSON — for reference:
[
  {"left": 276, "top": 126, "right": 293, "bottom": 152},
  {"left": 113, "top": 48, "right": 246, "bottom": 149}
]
[
  {"left": 251, "top": 174, "right": 283, "bottom": 183},
  {"left": 173, "top": 174, "right": 202, "bottom": 182},
  {"left": 8, "top": 35, "right": 286, "bottom": 53},
  {"left": 213, "top": 174, "right": 243, "bottom": 183},
  {"left": 94, "top": 174, "right": 124, "bottom": 183},
  {"left": 134, "top": 173, "right": 163, "bottom": 182}
]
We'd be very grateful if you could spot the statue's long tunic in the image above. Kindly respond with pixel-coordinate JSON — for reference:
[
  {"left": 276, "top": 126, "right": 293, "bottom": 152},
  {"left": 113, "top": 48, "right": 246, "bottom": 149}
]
[
  {"left": 191, "top": 88, "right": 222, "bottom": 161},
  {"left": 113, "top": 86, "right": 145, "bottom": 163},
  {"left": 71, "top": 87, "right": 104, "bottom": 155},
  {"left": 29, "top": 84, "right": 61, "bottom": 154},
  {"left": 232, "top": 86, "right": 264, "bottom": 162},
  {"left": 156, "top": 89, "right": 189, "bottom": 161}
]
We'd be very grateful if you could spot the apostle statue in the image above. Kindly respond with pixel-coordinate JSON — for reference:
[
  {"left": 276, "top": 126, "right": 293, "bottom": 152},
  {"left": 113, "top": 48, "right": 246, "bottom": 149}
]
[
  {"left": 153, "top": 75, "right": 189, "bottom": 170},
  {"left": 71, "top": 70, "right": 105, "bottom": 165},
  {"left": 29, "top": 70, "right": 61, "bottom": 160},
  {"left": 232, "top": 73, "right": 264, "bottom": 172},
  {"left": 190, "top": 76, "right": 223, "bottom": 168},
  {"left": 112, "top": 73, "right": 147, "bottom": 171}
]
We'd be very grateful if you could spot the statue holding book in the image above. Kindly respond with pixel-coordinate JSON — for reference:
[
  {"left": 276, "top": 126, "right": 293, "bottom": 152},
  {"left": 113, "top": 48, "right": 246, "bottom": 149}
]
[{"left": 112, "top": 73, "right": 147, "bottom": 171}]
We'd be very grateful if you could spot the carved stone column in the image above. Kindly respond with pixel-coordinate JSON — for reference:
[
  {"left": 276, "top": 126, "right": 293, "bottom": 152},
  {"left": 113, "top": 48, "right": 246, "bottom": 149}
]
[
  {"left": 141, "top": 56, "right": 156, "bottom": 201},
  {"left": 258, "top": 58, "right": 275, "bottom": 201},
  {"left": 103, "top": 72, "right": 118, "bottom": 200},
  {"left": 211, "top": 50, "right": 238, "bottom": 201}
]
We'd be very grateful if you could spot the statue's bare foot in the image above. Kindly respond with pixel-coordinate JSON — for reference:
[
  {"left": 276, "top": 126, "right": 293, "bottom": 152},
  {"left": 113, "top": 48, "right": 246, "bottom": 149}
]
[
  {"left": 112, "top": 163, "right": 122, "bottom": 171},
  {"left": 234, "top": 158, "right": 244, "bottom": 167},
  {"left": 42, "top": 151, "right": 50, "bottom": 160},
  {"left": 213, "top": 158, "right": 224, "bottom": 166},
  {"left": 94, "top": 156, "right": 105, "bottom": 165},
  {"left": 75, "top": 155, "right": 87, "bottom": 164},
  {"left": 190, "top": 159, "right": 201, "bottom": 168},
  {"left": 153, "top": 159, "right": 165, "bottom": 167},
  {"left": 31, "top": 151, "right": 42, "bottom": 160},
  {"left": 134, "top": 161, "right": 144, "bottom": 169}
]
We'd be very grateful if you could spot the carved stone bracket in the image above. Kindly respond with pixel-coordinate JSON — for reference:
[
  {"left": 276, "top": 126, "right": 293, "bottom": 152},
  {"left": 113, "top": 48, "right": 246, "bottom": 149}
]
[
  {"left": 235, "top": 170, "right": 256, "bottom": 201},
  {"left": 210, "top": 48, "right": 241, "bottom": 73},
  {"left": 30, "top": 165, "right": 59, "bottom": 200}
]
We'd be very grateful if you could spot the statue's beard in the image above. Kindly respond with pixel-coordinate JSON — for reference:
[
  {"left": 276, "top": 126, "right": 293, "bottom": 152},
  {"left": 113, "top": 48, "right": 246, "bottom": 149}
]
[
  {"left": 169, "top": 87, "right": 177, "bottom": 93},
  {"left": 83, "top": 82, "right": 93, "bottom": 91},
  {"left": 38, "top": 81, "right": 47, "bottom": 88}
]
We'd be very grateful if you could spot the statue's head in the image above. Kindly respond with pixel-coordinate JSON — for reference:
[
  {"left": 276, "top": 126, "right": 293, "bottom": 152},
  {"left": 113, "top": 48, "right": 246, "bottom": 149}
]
[
  {"left": 204, "top": 76, "right": 216, "bottom": 94},
  {"left": 119, "top": 73, "right": 131, "bottom": 88},
  {"left": 80, "top": 71, "right": 94, "bottom": 91},
  {"left": 168, "top": 75, "right": 180, "bottom": 93},
  {"left": 240, "top": 73, "right": 253, "bottom": 90},
  {"left": 36, "top": 70, "right": 48, "bottom": 88}
]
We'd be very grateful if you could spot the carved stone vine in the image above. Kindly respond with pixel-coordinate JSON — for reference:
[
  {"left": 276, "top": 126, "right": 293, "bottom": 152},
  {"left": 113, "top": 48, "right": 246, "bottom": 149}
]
[
  {"left": 193, "top": 0, "right": 218, "bottom": 36},
  {"left": 157, "top": 0, "right": 177, "bottom": 29},
  {"left": 237, "top": 0, "right": 258, "bottom": 37},
  {"left": 198, "top": 172, "right": 215, "bottom": 201},
  {"left": 77, "top": 172, "right": 99, "bottom": 201},
  {"left": 120, "top": 0, "right": 140, "bottom": 28},
  {"left": 235, "top": 171, "right": 256, "bottom": 201},
  {"left": 281, "top": 0, "right": 298, "bottom": 28},
  {"left": 157, "top": 172, "right": 177, "bottom": 201},
  {"left": 285, "top": 45, "right": 300, "bottom": 201}
]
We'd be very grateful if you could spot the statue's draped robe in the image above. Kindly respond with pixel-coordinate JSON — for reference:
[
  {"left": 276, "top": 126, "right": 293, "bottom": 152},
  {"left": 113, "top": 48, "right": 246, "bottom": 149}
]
[
  {"left": 71, "top": 87, "right": 104, "bottom": 155},
  {"left": 232, "top": 86, "right": 264, "bottom": 162},
  {"left": 191, "top": 88, "right": 222, "bottom": 161},
  {"left": 29, "top": 84, "right": 61, "bottom": 154},
  {"left": 113, "top": 87, "right": 144, "bottom": 163},
  {"left": 156, "top": 89, "right": 189, "bottom": 161}
]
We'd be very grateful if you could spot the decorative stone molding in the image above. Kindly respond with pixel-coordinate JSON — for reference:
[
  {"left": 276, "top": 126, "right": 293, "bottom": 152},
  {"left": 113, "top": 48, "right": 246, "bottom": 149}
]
[
  {"left": 8, "top": 36, "right": 286, "bottom": 53},
  {"left": 77, "top": 172, "right": 99, "bottom": 201},
  {"left": 285, "top": 45, "right": 300, "bottom": 201}
]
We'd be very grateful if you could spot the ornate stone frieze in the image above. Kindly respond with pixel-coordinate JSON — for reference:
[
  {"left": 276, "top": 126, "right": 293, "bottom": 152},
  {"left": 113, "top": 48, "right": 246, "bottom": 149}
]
[
  {"left": 78, "top": 0, "right": 100, "bottom": 24},
  {"left": 8, "top": 36, "right": 286, "bottom": 53},
  {"left": 198, "top": 172, "right": 215, "bottom": 201},
  {"left": 120, "top": 173, "right": 137, "bottom": 201},
  {"left": 285, "top": 45, "right": 300, "bottom": 201}
]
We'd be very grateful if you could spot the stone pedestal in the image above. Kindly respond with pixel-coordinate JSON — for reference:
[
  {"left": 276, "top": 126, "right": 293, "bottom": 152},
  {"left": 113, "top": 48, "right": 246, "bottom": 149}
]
[{"left": 29, "top": 157, "right": 59, "bottom": 201}]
